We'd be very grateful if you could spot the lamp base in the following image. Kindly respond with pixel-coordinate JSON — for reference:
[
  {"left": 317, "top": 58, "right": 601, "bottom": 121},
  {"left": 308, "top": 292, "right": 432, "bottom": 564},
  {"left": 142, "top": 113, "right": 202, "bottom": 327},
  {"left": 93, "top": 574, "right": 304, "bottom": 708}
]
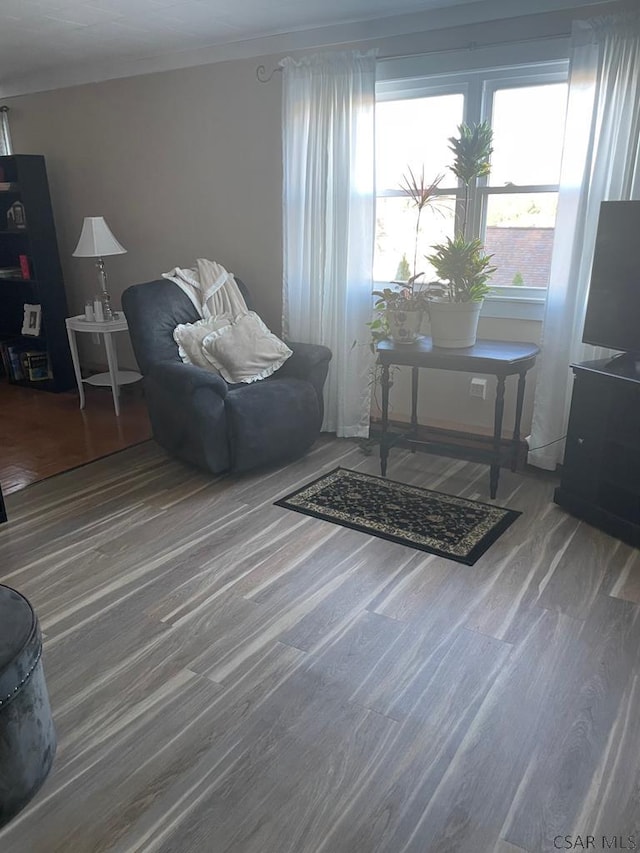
[
  {"left": 101, "top": 297, "right": 114, "bottom": 322},
  {"left": 96, "top": 257, "right": 114, "bottom": 321}
]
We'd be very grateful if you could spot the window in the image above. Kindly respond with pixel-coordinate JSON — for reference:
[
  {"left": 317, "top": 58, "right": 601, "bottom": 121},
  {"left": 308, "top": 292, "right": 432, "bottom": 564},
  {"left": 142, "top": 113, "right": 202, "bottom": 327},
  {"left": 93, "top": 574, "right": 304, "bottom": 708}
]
[
  {"left": 375, "top": 62, "right": 569, "bottom": 319},
  {"left": 375, "top": 92, "right": 463, "bottom": 284}
]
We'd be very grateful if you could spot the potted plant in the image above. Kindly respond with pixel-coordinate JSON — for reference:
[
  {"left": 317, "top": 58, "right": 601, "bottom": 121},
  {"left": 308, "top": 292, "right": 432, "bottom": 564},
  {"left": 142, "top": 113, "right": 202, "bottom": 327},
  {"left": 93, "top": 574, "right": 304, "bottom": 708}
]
[
  {"left": 370, "top": 168, "right": 443, "bottom": 345},
  {"left": 425, "top": 121, "right": 496, "bottom": 348}
]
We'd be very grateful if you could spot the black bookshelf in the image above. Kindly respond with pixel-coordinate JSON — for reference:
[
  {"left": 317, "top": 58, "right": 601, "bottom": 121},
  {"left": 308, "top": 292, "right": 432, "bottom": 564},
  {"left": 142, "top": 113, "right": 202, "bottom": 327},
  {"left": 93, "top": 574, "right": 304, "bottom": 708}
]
[
  {"left": 0, "top": 154, "right": 73, "bottom": 391},
  {"left": 554, "top": 359, "right": 640, "bottom": 546}
]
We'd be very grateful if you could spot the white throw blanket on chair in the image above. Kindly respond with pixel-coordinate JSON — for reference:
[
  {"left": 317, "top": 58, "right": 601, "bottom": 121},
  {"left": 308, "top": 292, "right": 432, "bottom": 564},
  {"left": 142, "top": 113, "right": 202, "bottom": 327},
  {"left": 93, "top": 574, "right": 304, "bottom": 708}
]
[
  {"left": 166, "top": 258, "right": 292, "bottom": 384},
  {"left": 162, "top": 258, "right": 248, "bottom": 320}
]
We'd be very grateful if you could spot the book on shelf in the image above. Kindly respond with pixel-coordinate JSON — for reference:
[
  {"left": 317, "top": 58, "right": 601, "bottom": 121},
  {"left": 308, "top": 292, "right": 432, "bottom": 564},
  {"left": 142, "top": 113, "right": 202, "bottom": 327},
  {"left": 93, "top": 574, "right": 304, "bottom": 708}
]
[
  {"left": 0, "top": 341, "right": 11, "bottom": 379},
  {"left": 18, "top": 254, "right": 31, "bottom": 280},
  {"left": 0, "top": 339, "right": 49, "bottom": 383},
  {"left": 0, "top": 267, "right": 22, "bottom": 279},
  {"left": 20, "top": 350, "right": 51, "bottom": 382},
  {"left": 0, "top": 182, "right": 18, "bottom": 191},
  {"left": 7, "top": 344, "right": 24, "bottom": 381}
]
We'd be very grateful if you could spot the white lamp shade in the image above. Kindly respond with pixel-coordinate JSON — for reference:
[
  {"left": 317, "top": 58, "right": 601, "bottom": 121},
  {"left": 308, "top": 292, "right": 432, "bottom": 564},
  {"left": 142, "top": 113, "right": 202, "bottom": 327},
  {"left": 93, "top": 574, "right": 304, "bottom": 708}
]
[{"left": 72, "top": 217, "right": 126, "bottom": 257}]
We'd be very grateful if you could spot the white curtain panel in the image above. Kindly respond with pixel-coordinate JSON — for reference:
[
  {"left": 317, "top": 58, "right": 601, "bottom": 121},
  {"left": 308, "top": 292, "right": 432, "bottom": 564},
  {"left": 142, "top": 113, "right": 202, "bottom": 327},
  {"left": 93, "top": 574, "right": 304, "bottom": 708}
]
[
  {"left": 282, "top": 51, "right": 376, "bottom": 437},
  {"left": 0, "top": 108, "right": 12, "bottom": 156},
  {"left": 528, "top": 12, "right": 640, "bottom": 470}
]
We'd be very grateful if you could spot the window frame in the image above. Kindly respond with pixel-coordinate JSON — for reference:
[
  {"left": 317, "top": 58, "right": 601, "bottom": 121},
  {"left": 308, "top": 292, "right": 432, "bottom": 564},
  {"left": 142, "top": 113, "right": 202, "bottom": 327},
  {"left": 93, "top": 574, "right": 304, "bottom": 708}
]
[{"left": 375, "top": 60, "right": 570, "bottom": 321}]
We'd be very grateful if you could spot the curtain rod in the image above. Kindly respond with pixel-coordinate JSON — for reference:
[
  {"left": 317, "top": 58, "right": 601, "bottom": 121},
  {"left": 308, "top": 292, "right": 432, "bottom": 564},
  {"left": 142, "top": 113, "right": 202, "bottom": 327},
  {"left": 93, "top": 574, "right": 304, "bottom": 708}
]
[
  {"left": 255, "top": 31, "right": 569, "bottom": 82},
  {"left": 256, "top": 64, "right": 282, "bottom": 83}
]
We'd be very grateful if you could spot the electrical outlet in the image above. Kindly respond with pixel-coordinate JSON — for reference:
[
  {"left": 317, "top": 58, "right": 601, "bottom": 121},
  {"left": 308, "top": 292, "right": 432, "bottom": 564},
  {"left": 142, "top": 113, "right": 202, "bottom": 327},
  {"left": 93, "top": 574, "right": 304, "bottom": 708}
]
[{"left": 470, "top": 377, "right": 487, "bottom": 399}]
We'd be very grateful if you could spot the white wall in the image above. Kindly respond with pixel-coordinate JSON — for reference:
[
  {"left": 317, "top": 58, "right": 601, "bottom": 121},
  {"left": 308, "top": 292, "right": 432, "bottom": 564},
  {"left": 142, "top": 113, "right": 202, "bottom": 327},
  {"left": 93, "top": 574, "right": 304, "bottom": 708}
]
[
  {"left": 7, "top": 59, "right": 283, "bottom": 372},
  {"left": 3, "top": 0, "right": 626, "bottom": 434}
]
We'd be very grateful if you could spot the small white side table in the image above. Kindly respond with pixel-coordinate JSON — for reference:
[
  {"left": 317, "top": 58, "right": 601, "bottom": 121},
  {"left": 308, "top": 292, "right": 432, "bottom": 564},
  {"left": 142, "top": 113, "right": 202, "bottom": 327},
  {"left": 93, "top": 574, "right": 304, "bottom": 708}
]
[{"left": 65, "top": 313, "right": 142, "bottom": 416}]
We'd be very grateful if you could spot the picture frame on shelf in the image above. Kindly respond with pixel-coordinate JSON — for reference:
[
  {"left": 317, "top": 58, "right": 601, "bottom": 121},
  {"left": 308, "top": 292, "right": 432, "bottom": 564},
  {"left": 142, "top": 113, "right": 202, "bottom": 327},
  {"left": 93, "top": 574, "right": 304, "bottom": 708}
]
[
  {"left": 22, "top": 303, "right": 41, "bottom": 336},
  {"left": 7, "top": 200, "right": 26, "bottom": 230}
]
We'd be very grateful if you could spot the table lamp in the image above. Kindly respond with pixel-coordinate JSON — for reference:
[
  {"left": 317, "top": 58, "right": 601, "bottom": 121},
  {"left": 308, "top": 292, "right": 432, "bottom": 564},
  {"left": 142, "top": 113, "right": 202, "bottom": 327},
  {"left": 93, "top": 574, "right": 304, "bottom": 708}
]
[{"left": 72, "top": 216, "right": 126, "bottom": 321}]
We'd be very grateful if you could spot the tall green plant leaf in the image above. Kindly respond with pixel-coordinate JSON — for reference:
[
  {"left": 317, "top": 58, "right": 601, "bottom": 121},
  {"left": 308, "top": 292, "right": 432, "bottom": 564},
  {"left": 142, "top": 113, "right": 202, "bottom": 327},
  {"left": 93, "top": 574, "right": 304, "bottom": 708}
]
[
  {"left": 448, "top": 121, "right": 493, "bottom": 185},
  {"left": 426, "top": 235, "right": 496, "bottom": 303}
]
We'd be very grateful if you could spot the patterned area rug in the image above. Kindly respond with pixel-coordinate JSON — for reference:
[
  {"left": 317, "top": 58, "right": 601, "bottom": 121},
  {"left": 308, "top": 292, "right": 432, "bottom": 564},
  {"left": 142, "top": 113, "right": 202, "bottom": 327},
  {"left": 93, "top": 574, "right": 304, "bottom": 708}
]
[{"left": 275, "top": 467, "right": 521, "bottom": 566}]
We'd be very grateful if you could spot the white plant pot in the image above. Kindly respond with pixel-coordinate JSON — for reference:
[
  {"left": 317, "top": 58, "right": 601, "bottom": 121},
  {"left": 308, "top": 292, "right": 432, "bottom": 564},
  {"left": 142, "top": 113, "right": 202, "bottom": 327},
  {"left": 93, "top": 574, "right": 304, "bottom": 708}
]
[
  {"left": 387, "top": 307, "right": 424, "bottom": 344},
  {"left": 428, "top": 299, "right": 483, "bottom": 348}
]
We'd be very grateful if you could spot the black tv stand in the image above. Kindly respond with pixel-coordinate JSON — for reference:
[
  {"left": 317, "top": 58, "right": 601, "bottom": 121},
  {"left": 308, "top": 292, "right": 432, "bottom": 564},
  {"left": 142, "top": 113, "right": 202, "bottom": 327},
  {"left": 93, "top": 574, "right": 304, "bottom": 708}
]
[
  {"left": 554, "top": 358, "right": 640, "bottom": 546},
  {"left": 604, "top": 351, "right": 640, "bottom": 377}
]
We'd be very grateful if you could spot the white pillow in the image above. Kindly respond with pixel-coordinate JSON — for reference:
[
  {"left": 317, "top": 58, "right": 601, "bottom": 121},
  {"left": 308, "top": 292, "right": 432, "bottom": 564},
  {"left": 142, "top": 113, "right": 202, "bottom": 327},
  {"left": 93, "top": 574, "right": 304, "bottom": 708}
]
[
  {"left": 201, "top": 311, "right": 292, "bottom": 384},
  {"left": 173, "top": 315, "right": 231, "bottom": 370}
]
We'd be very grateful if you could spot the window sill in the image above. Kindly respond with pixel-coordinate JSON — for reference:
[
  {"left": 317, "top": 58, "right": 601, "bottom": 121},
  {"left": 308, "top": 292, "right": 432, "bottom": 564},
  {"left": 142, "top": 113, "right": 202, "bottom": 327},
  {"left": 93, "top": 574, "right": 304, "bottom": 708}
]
[
  {"left": 482, "top": 294, "right": 545, "bottom": 322},
  {"left": 372, "top": 282, "right": 547, "bottom": 322}
]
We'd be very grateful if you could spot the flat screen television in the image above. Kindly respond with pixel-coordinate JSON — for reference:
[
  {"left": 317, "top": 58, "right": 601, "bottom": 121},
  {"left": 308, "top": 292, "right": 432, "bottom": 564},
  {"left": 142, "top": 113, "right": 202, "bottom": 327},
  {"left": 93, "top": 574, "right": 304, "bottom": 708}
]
[{"left": 582, "top": 200, "right": 640, "bottom": 372}]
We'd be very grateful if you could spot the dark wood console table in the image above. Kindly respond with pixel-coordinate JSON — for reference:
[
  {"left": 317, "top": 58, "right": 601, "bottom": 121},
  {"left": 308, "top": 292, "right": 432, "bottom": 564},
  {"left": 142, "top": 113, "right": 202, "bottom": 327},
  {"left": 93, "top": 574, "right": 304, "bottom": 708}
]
[{"left": 377, "top": 337, "right": 540, "bottom": 499}]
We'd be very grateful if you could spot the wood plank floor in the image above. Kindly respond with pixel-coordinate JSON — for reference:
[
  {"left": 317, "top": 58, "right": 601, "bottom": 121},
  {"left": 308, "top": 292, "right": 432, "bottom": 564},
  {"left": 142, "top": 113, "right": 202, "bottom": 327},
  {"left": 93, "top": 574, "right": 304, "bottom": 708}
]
[
  {"left": 0, "top": 381, "right": 151, "bottom": 495},
  {"left": 0, "top": 437, "right": 639, "bottom": 853}
]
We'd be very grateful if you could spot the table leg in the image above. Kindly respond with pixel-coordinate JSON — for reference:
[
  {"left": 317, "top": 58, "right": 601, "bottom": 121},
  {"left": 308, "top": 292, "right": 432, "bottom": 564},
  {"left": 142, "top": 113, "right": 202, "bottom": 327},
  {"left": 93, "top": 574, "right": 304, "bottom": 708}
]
[
  {"left": 65, "top": 325, "right": 85, "bottom": 410},
  {"left": 380, "top": 362, "right": 390, "bottom": 477},
  {"left": 512, "top": 371, "right": 527, "bottom": 472},
  {"left": 411, "top": 367, "right": 419, "bottom": 438},
  {"left": 491, "top": 375, "right": 506, "bottom": 499},
  {"left": 103, "top": 332, "right": 120, "bottom": 416}
]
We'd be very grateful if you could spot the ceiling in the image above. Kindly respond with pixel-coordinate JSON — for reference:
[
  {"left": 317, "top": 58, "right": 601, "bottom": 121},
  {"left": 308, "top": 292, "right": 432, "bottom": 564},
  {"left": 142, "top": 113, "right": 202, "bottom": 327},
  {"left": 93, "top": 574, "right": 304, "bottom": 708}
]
[{"left": 0, "top": 0, "right": 616, "bottom": 96}]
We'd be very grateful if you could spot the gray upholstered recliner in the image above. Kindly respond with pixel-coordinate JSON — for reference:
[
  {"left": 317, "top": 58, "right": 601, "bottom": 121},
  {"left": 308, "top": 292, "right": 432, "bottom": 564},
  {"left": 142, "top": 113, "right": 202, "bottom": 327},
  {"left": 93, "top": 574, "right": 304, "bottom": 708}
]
[{"left": 122, "top": 279, "right": 332, "bottom": 474}]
